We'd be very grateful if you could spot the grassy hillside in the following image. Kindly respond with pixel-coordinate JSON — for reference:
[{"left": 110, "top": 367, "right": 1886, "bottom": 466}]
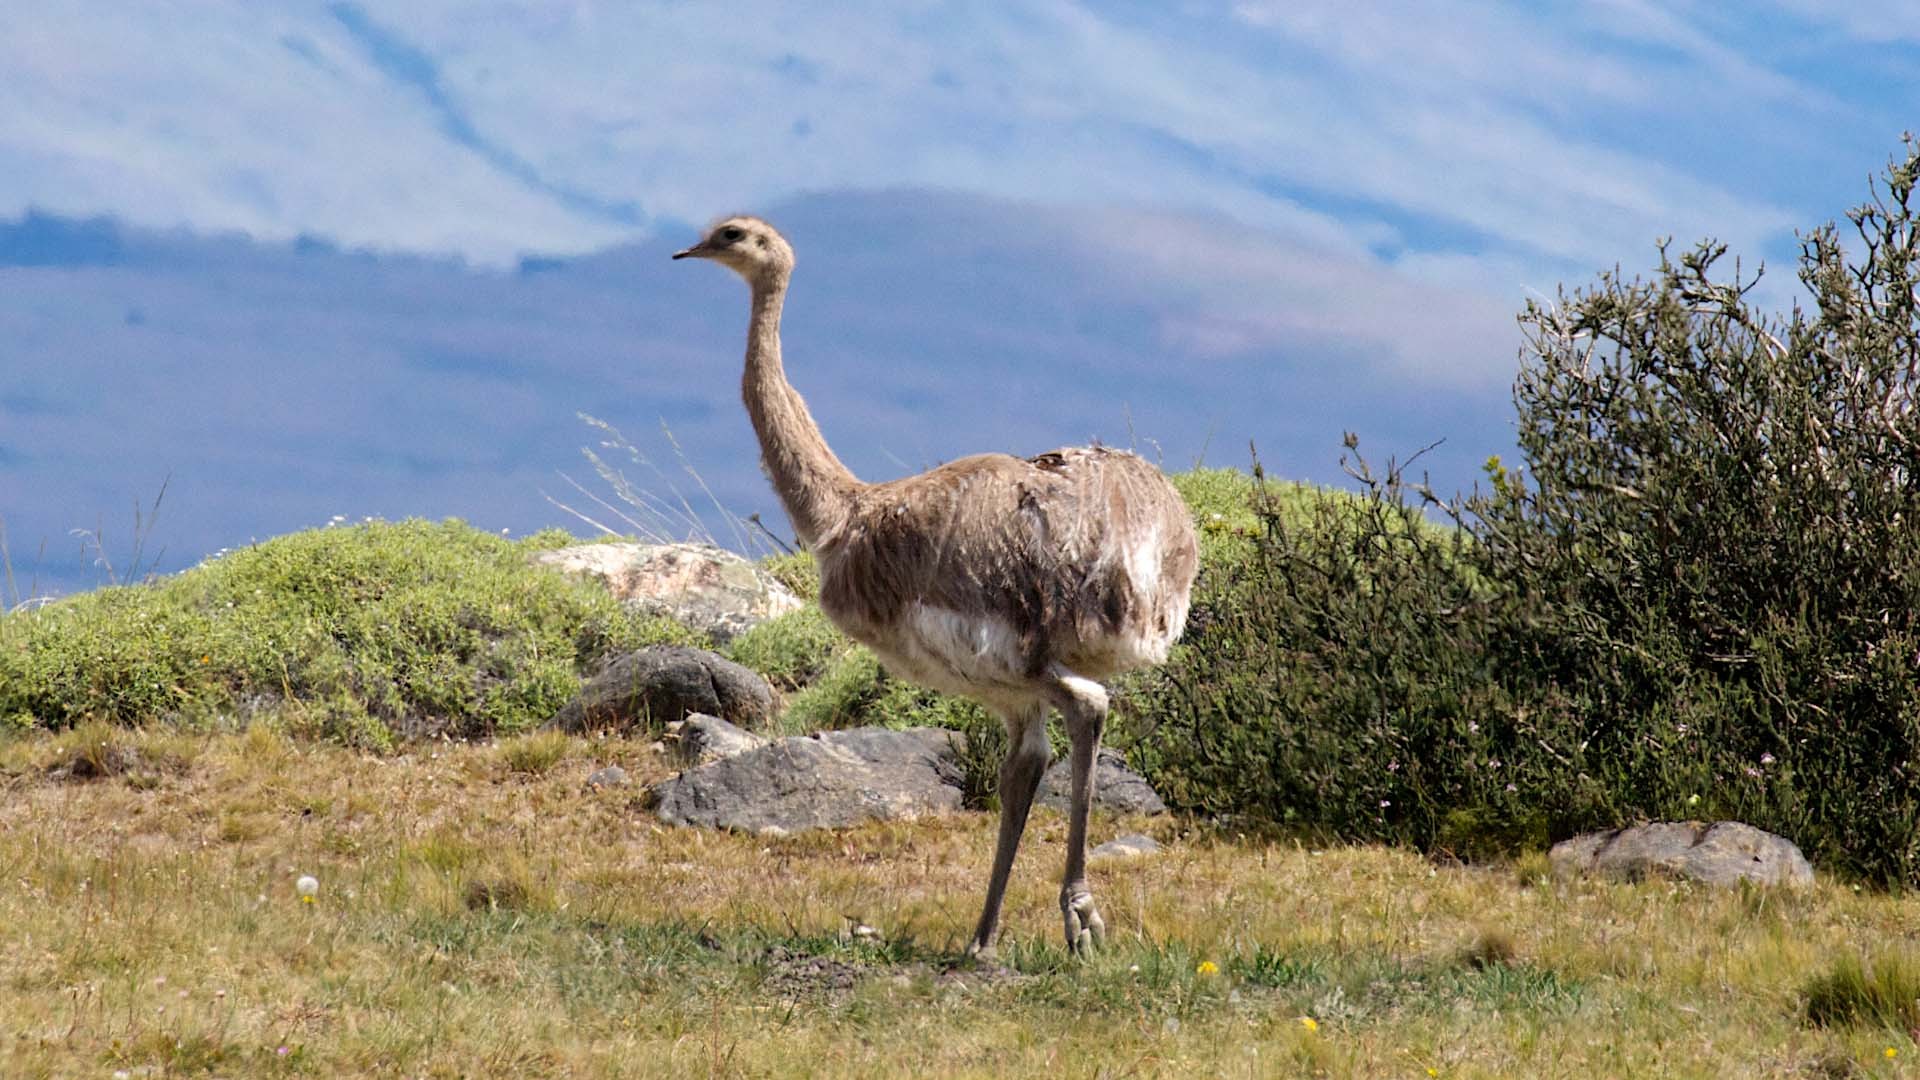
[{"left": 0, "top": 519, "right": 698, "bottom": 748}]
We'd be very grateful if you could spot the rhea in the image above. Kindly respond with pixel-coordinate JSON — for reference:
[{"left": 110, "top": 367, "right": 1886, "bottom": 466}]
[{"left": 673, "top": 217, "right": 1198, "bottom": 956}]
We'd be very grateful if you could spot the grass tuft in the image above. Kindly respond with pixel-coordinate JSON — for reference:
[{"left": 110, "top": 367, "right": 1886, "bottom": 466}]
[
  {"left": 724, "top": 605, "right": 845, "bottom": 692},
  {"left": 37, "top": 720, "right": 194, "bottom": 784},
  {"left": 1803, "top": 952, "right": 1920, "bottom": 1030},
  {"left": 1458, "top": 925, "right": 1519, "bottom": 970},
  {"left": 498, "top": 730, "right": 574, "bottom": 775}
]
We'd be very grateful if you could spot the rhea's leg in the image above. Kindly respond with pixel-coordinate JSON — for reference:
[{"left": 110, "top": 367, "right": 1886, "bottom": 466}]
[
  {"left": 1050, "top": 669, "right": 1110, "bottom": 954},
  {"left": 965, "top": 703, "right": 1051, "bottom": 958}
]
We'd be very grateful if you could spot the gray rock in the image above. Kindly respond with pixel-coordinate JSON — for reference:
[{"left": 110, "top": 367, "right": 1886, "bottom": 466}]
[
  {"left": 1549, "top": 821, "right": 1814, "bottom": 888},
  {"left": 652, "top": 726, "right": 966, "bottom": 834},
  {"left": 531, "top": 541, "right": 804, "bottom": 644},
  {"left": 1091, "top": 833, "right": 1162, "bottom": 860},
  {"left": 1037, "top": 747, "right": 1167, "bottom": 815},
  {"left": 550, "top": 645, "right": 773, "bottom": 734},
  {"left": 666, "top": 713, "right": 769, "bottom": 767},
  {"left": 584, "top": 764, "right": 629, "bottom": 789}
]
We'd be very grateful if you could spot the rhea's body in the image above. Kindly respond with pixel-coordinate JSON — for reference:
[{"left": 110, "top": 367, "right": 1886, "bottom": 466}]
[{"left": 817, "top": 447, "right": 1194, "bottom": 711}]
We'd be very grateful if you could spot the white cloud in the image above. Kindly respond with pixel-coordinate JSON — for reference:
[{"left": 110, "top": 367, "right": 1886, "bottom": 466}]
[
  {"left": 1056, "top": 206, "right": 1522, "bottom": 388},
  {"left": 0, "top": 3, "right": 630, "bottom": 261},
  {"left": 1747, "top": 1, "right": 1920, "bottom": 43},
  {"left": 0, "top": 0, "right": 1884, "bottom": 287}
]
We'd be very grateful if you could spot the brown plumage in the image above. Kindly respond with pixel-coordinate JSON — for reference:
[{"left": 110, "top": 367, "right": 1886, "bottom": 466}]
[{"left": 673, "top": 216, "right": 1197, "bottom": 957}]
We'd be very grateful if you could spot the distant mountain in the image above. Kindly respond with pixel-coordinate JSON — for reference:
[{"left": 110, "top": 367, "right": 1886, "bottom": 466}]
[{"left": 0, "top": 190, "right": 1520, "bottom": 599}]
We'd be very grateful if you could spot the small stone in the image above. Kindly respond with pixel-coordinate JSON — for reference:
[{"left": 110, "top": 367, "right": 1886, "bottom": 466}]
[
  {"left": 1091, "top": 833, "right": 1162, "bottom": 860},
  {"left": 585, "top": 764, "right": 629, "bottom": 789},
  {"left": 666, "top": 713, "right": 769, "bottom": 767}
]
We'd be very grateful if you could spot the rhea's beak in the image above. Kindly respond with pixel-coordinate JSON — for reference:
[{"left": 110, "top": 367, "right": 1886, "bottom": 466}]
[{"left": 670, "top": 242, "right": 708, "bottom": 261}]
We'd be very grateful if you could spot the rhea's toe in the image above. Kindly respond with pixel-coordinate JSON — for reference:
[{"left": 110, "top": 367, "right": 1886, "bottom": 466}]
[{"left": 1062, "top": 891, "right": 1106, "bottom": 954}]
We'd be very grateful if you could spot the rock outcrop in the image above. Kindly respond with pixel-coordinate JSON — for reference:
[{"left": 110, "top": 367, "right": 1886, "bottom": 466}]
[
  {"left": 550, "top": 645, "right": 773, "bottom": 734},
  {"left": 650, "top": 725, "right": 1172, "bottom": 835},
  {"left": 532, "top": 541, "right": 803, "bottom": 644},
  {"left": 651, "top": 727, "right": 966, "bottom": 834},
  {"left": 1548, "top": 821, "right": 1813, "bottom": 887},
  {"left": 1037, "top": 747, "right": 1167, "bottom": 816}
]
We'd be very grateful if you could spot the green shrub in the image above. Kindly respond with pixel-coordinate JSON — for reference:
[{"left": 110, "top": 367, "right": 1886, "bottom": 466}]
[
  {"left": 758, "top": 550, "right": 819, "bottom": 601},
  {"left": 1122, "top": 457, "right": 1551, "bottom": 855},
  {"left": 1131, "top": 140, "right": 1920, "bottom": 881},
  {"left": 779, "top": 645, "right": 991, "bottom": 735},
  {"left": 725, "top": 606, "right": 846, "bottom": 691},
  {"left": 0, "top": 519, "right": 700, "bottom": 743},
  {"left": 1461, "top": 140, "right": 1920, "bottom": 883}
]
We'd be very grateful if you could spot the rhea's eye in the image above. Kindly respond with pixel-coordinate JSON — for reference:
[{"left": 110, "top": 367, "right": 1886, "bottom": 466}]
[{"left": 719, "top": 226, "right": 745, "bottom": 243}]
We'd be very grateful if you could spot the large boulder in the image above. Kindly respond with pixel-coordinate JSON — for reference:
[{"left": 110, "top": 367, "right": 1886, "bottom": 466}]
[
  {"left": 550, "top": 646, "right": 773, "bottom": 734},
  {"left": 652, "top": 727, "right": 966, "bottom": 835},
  {"left": 1037, "top": 747, "right": 1167, "bottom": 815},
  {"left": 531, "top": 541, "right": 803, "bottom": 644},
  {"left": 1549, "top": 821, "right": 1814, "bottom": 888}
]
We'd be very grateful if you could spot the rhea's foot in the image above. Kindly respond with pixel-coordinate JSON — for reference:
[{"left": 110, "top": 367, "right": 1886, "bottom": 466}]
[{"left": 1062, "top": 889, "right": 1106, "bottom": 954}]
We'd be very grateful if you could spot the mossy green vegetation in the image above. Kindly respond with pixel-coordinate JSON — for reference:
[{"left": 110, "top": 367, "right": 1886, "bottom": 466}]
[
  {"left": 723, "top": 604, "right": 843, "bottom": 692},
  {"left": 0, "top": 519, "right": 698, "bottom": 747},
  {"left": 756, "top": 548, "right": 820, "bottom": 601}
]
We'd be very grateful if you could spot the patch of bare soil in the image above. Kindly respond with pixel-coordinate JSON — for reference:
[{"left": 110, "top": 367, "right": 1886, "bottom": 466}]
[
  {"left": 761, "top": 946, "right": 864, "bottom": 1003},
  {"left": 44, "top": 744, "right": 186, "bottom": 786},
  {"left": 933, "top": 956, "right": 1027, "bottom": 991}
]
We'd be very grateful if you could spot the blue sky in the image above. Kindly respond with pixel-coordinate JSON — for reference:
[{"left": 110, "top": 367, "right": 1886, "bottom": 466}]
[{"left": 2, "top": 3, "right": 1916, "bottom": 596}]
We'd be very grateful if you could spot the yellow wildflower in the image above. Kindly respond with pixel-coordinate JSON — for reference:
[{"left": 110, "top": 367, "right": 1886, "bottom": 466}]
[
  {"left": 1196, "top": 961, "right": 1219, "bottom": 977},
  {"left": 1298, "top": 1016, "right": 1318, "bottom": 1032}
]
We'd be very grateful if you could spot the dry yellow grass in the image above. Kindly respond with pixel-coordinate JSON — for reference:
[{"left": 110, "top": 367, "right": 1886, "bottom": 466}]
[{"left": 1, "top": 725, "right": 1915, "bottom": 1078}]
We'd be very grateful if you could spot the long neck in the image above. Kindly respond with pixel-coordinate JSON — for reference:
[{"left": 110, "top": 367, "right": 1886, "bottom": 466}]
[{"left": 742, "top": 272, "right": 858, "bottom": 547}]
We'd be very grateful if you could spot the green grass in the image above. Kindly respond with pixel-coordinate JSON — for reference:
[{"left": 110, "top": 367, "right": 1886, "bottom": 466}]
[
  {"left": 1804, "top": 952, "right": 1920, "bottom": 1031},
  {"left": 496, "top": 729, "right": 575, "bottom": 775},
  {"left": 724, "top": 604, "right": 845, "bottom": 692},
  {"left": 2, "top": 731, "right": 1916, "bottom": 1078}
]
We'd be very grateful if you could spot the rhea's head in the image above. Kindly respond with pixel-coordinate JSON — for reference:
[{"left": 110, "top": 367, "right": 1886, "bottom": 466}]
[{"left": 672, "top": 216, "right": 794, "bottom": 286}]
